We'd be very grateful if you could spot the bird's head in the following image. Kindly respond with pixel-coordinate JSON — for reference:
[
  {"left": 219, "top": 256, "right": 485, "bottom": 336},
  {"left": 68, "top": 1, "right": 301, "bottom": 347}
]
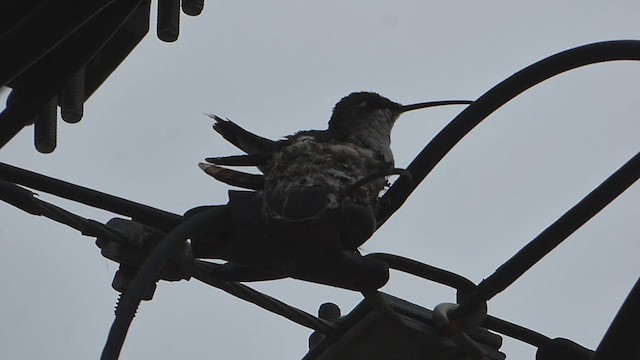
[
  {"left": 328, "top": 91, "right": 473, "bottom": 136},
  {"left": 328, "top": 92, "right": 403, "bottom": 135}
]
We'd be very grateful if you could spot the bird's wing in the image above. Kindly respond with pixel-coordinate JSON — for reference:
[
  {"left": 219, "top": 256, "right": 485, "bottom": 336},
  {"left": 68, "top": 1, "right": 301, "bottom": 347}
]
[
  {"left": 209, "top": 115, "right": 283, "bottom": 154},
  {"left": 205, "top": 153, "right": 272, "bottom": 167},
  {"left": 198, "top": 163, "right": 265, "bottom": 190}
]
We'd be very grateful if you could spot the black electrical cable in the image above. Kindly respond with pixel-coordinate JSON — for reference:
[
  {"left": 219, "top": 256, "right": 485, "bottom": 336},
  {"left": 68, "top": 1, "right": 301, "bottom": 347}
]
[
  {"left": 482, "top": 315, "right": 550, "bottom": 348},
  {"left": 452, "top": 150, "right": 640, "bottom": 320},
  {"left": 0, "top": 162, "right": 182, "bottom": 230},
  {"left": 0, "top": 172, "right": 577, "bottom": 354},
  {"left": 5, "top": 39, "right": 639, "bottom": 359},
  {"left": 101, "top": 207, "right": 226, "bottom": 360},
  {"left": 193, "top": 261, "right": 341, "bottom": 336},
  {"left": 367, "top": 252, "right": 552, "bottom": 348},
  {"left": 367, "top": 253, "right": 476, "bottom": 294},
  {"left": 0, "top": 179, "right": 129, "bottom": 244},
  {"left": 592, "top": 277, "right": 640, "bottom": 360},
  {"left": 378, "top": 40, "right": 640, "bottom": 227}
]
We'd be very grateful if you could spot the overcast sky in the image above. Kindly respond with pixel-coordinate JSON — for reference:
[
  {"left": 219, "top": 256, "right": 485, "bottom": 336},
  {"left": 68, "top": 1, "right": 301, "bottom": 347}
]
[{"left": 1, "top": 2, "right": 639, "bottom": 359}]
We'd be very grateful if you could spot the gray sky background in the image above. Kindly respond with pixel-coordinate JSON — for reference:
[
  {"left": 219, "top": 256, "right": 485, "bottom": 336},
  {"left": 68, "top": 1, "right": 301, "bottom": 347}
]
[{"left": 1, "top": 2, "right": 639, "bottom": 359}]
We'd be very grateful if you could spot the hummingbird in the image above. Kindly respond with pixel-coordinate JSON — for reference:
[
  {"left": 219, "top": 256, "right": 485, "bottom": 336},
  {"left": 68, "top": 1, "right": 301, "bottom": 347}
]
[{"left": 199, "top": 92, "right": 471, "bottom": 213}]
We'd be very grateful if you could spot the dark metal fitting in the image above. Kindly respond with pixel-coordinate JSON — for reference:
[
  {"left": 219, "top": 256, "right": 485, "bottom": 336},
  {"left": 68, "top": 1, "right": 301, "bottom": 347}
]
[
  {"left": 536, "top": 338, "right": 594, "bottom": 360},
  {"left": 173, "top": 241, "right": 194, "bottom": 280},
  {"left": 105, "top": 218, "right": 161, "bottom": 249},
  {"left": 102, "top": 218, "right": 194, "bottom": 281},
  {"left": 434, "top": 302, "right": 487, "bottom": 338},
  {"left": 362, "top": 291, "right": 406, "bottom": 329},
  {"left": 318, "top": 302, "right": 341, "bottom": 321},
  {"left": 309, "top": 302, "right": 342, "bottom": 349},
  {"left": 112, "top": 266, "right": 157, "bottom": 301},
  {"left": 452, "top": 333, "right": 491, "bottom": 360}
]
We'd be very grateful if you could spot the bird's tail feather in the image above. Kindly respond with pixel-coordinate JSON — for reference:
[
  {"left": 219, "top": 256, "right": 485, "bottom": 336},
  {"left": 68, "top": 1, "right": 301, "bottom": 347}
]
[
  {"left": 209, "top": 114, "right": 280, "bottom": 154},
  {"left": 205, "top": 153, "right": 271, "bottom": 167},
  {"left": 198, "top": 163, "right": 265, "bottom": 190}
]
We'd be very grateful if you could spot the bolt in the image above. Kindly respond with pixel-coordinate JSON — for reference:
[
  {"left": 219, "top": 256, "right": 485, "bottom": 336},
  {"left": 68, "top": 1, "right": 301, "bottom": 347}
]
[
  {"left": 157, "top": 0, "right": 180, "bottom": 42},
  {"left": 318, "top": 302, "right": 341, "bottom": 321},
  {"left": 34, "top": 96, "right": 57, "bottom": 153},
  {"left": 59, "top": 68, "right": 85, "bottom": 123},
  {"left": 181, "top": 0, "right": 204, "bottom": 16}
]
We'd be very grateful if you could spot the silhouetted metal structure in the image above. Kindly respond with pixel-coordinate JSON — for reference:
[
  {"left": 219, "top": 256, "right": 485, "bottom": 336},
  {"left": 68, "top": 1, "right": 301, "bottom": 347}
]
[
  {"left": 1, "top": 3, "right": 639, "bottom": 359},
  {"left": 0, "top": 0, "right": 202, "bottom": 152}
]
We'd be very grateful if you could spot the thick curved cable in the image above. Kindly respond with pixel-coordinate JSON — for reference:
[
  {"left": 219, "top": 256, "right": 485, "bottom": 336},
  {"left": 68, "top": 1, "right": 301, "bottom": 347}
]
[
  {"left": 379, "top": 40, "right": 640, "bottom": 226},
  {"left": 452, "top": 150, "right": 640, "bottom": 319},
  {"left": 101, "top": 208, "right": 226, "bottom": 360}
]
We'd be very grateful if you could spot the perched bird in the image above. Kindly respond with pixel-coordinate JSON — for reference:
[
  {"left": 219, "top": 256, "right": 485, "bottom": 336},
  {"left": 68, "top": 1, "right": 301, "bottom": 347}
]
[{"left": 200, "top": 92, "right": 471, "bottom": 213}]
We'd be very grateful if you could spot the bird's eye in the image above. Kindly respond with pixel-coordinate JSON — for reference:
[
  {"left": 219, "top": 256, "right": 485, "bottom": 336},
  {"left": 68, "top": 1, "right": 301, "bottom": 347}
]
[{"left": 358, "top": 101, "right": 367, "bottom": 108}]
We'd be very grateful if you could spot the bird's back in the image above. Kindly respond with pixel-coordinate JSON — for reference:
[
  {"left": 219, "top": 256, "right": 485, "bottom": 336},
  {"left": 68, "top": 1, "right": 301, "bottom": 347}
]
[{"left": 264, "top": 136, "right": 387, "bottom": 209}]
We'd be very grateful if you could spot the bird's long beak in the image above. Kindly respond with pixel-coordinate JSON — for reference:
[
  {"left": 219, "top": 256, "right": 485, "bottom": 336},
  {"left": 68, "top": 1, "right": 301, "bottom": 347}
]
[{"left": 401, "top": 100, "right": 473, "bottom": 113}]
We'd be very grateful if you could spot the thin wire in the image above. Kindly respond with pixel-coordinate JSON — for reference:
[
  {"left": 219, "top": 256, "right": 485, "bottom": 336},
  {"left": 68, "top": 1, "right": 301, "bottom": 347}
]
[
  {"left": 193, "top": 260, "right": 342, "bottom": 337},
  {"left": 0, "top": 179, "right": 129, "bottom": 245},
  {"left": 483, "top": 316, "right": 550, "bottom": 348},
  {"left": 0, "top": 162, "right": 182, "bottom": 230}
]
